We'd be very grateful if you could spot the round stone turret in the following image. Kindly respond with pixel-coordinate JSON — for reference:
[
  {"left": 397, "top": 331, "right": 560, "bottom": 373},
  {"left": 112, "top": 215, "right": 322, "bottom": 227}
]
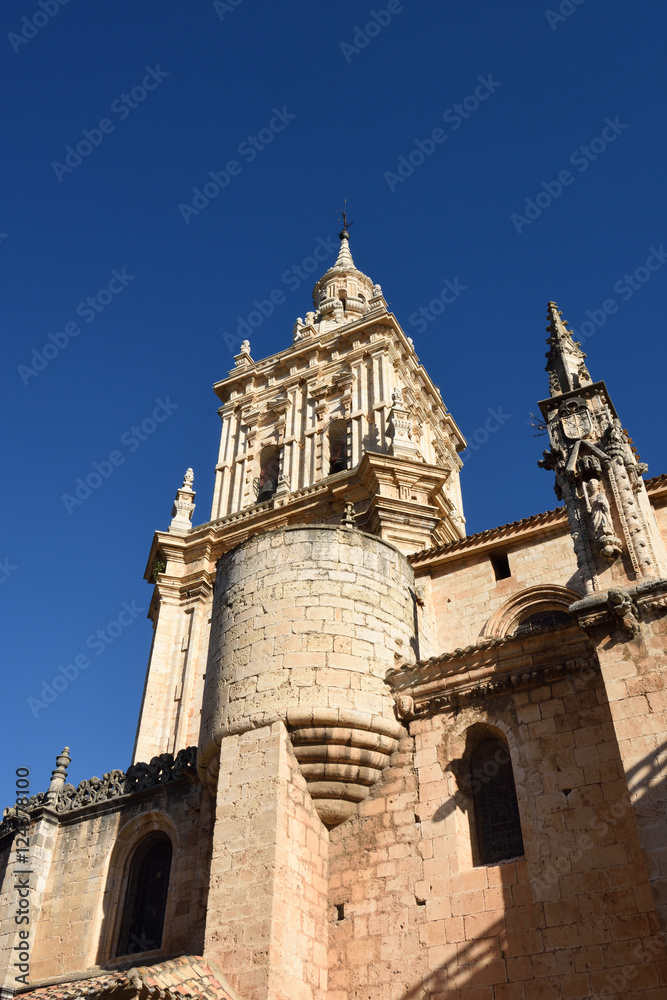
[{"left": 198, "top": 525, "right": 416, "bottom": 825}]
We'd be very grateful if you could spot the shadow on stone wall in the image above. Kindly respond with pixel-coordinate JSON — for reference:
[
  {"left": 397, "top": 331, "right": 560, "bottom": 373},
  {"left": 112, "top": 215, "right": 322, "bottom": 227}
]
[{"left": 397, "top": 736, "right": 667, "bottom": 998}]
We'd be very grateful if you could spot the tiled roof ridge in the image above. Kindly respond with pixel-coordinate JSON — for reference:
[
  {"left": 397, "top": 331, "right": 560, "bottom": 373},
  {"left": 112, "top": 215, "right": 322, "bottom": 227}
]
[
  {"left": 409, "top": 471, "right": 667, "bottom": 564},
  {"left": 16, "top": 956, "right": 240, "bottom": 1000},
  {"left": 409, "top": 506, "right": 566, "bottom": 563}
]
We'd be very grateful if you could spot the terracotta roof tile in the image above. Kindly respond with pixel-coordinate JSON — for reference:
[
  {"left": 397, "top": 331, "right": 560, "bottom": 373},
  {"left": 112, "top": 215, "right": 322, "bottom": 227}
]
[
  {"left": 409, "top": 472, "right": 666, "bottom": 564},
  {"left": 18, "top": 957, "right": 240, "bottom": 1000}
]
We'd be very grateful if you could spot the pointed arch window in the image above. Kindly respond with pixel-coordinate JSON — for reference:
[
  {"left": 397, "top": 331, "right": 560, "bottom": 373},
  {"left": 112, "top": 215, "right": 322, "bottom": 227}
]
[
  {"left": 116, "top": 833, "right": 172, "bottom": 956},
  {"left": 328, "top": 420, "right": 348, "bottom": 475},
  {"left": 470, "top": 738, "right": 524, "bottom": 865}
]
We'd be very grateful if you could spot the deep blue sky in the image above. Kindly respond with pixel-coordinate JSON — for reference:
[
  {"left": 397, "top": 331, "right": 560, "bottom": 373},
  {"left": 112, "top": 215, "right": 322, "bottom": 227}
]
[{"left": 2, "top": 0, "right": 666, "bottom": 807}]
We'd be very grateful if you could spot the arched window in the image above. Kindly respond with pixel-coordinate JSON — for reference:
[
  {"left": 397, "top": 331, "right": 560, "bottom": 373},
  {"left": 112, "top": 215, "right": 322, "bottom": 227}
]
[
  {"left": 255, "top": 445, "right": 280, "bottom": 502},
  {"left": 470, "top": 739, "right": 524, "bottom": 865},
  {"left": 116, "top": 833, "right": 172, "bottom": 956},
  {"left": 511, "top": 609, "right": 573, "bottom": 636},
  {"left": 328, "top": 421, "right": 348, "bottom": 475}
]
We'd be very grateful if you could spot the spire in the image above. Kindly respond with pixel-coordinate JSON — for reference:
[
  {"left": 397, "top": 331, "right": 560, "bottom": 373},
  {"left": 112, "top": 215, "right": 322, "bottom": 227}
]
[
  {"left": 333, "top": 228, "right": 355, "bottom": 269},
  {"left": 310, "top": 224, "right": 377, "bottom": 324},
  {"left": 537, "top": 302, "right": 667, "bottom": 591},
  {"left": 545, "top": 301, "right": 592, "bottom": 397}
]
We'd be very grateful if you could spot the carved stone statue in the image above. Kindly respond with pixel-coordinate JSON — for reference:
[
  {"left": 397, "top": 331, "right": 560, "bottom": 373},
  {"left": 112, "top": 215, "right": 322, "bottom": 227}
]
[{"left": 607, "top": 588, "right": 641, "bottom": 636}]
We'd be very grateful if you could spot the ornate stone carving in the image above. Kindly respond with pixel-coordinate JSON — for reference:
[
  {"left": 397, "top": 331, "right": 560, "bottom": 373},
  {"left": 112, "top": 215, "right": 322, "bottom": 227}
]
[
  {"left": 44, "top": 746, "right": 72, "bottom": 806},
  {"left": 607, "top": 588, "right": 641, "bottom": 636},
  {"left": 0, "top": 747, "right": 197, "bottom": 838},
  {"left": 341, "top": 500, "right": 357, "bottom": 527},
  {"left": 387, "top": 385, "right": 420, "bottom": 460},
  {"left": 394, "top": 694, "right": 414, "bottom": 719},
  {"left": 538, "top": 302, "right": 667, "bottom": 588},
  {"left": 586, "top": 479, "right": 622, "bottom": 561},
  {"left": 169, "top": 469, "right": 196, "bottom": 533}
]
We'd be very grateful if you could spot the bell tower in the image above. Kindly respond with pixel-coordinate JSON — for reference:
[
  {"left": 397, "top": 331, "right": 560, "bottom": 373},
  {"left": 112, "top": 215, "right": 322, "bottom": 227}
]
[
  {"left": 209, "top": 226, "right": 466, "bottom": 552},
  {"left": 133, "top": 224, "right": 466, "bottom": 765}
]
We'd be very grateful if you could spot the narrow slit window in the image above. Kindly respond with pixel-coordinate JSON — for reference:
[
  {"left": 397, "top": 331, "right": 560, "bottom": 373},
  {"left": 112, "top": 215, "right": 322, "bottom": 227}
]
[
  {"left": 117, "top": 833, "right": 172, "bottom": 956},
  {"left": 470, "top": 738, "right": 524, "bottom": 865}
]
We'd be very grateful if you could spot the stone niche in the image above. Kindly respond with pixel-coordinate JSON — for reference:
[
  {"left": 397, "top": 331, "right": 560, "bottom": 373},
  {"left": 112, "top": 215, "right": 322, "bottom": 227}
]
[{"left": 198, "top": 524, "right": 416, "bottom": 824}]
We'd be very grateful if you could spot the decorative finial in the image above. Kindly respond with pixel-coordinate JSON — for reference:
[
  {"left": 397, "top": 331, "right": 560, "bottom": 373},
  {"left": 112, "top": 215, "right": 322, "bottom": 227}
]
[
  {"left": 233, "top": 340, "right": 253, "bottom": 368},
  {"left": 45, "top": 746, "right": 72, "bottom": 806},
  {"left": 544, "top": 301, "right": 592, "bottom": 398},
  {"left": 169, "top": 468, "right": 196, "bottom": 533},
  {"left": 341, "top": 501, "right": 357, "bottom": 527},
  {"left": 337, "top": 198, "right": 354, "bottom": 238}
]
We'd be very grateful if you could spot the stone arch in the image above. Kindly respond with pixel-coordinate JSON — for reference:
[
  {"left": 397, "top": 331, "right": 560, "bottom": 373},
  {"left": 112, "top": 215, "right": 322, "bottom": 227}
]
[
  {"left": 94, "top": 810, "right": 179, "bottom": 965},
  {"left": 256, "top": 443, "right": 281, "bottom": 502},
  {"left": 327, "top": 418, "right": 349, "bottom": 474},
  {"left": 440, "top": 713, "right": 527, "bottom": 870},
  {"left": 483, "top": 584, "right": 582, "bottom": 638}
]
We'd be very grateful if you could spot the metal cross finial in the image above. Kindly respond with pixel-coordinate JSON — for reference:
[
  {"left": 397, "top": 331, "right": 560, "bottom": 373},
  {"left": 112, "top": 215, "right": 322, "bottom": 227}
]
[{"left": 337, "top": 199, "right": 354, "bottom": 234}]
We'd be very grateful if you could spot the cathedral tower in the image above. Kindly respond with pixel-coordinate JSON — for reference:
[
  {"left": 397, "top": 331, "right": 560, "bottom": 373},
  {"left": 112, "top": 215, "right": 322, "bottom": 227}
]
[{"left": 132, "top": 227, "right": 466, "bottom": 767}]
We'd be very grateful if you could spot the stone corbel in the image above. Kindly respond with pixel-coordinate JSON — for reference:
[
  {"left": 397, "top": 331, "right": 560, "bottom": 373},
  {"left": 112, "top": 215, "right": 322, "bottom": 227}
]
[
  {"left": 607, "top": 588, "right": 641, "bottom": 636},
  {"left": 394, "top": 694, "right": 414, "bottom": 720}
]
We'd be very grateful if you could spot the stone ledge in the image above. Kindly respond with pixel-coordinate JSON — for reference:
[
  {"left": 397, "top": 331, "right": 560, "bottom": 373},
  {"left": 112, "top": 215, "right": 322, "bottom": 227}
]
[{"left": 386, "top": 624, "right": 598, "bottom": 718}]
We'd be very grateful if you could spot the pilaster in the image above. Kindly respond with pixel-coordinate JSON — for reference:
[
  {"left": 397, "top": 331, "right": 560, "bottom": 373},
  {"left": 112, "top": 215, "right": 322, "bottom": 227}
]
[{"left": 204, "top": 722, "right": 329, "bottom": 1000}]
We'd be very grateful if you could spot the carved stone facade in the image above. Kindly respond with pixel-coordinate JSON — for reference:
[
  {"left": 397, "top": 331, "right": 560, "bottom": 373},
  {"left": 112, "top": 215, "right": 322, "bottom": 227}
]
[
  {"left": 538, "top": 301, "right": 667, "bottom": 594},
  {"left": 2, "top": 238, "right": 667, "bottom": 1000}
]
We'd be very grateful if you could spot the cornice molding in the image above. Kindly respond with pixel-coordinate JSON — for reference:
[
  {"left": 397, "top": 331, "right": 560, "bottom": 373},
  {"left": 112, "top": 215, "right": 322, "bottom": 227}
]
[{"left": 386, "top": 624, "right": 597, "bottom": 719}]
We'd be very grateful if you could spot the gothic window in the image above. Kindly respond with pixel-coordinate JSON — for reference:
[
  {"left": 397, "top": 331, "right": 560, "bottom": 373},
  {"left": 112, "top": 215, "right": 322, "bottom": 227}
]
[
  {"left": 328, "top": 421, "right": 348, "bottom": 474},
  {"left": 255, "top": 445, "right": 280, "bottom": 502},
  {"left": 470, "top": 738, "right": 524, "bottom": 865},
  {"left": 116, "top": 833, "right": 172, "bottom": 956}
]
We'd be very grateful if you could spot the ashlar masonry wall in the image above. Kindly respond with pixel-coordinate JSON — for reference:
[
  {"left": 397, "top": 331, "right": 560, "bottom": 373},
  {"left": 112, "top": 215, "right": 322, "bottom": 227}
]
[
  {"left": 419, "top": 526, "right": 585, "bottom": 652},
  {"left": 329, "top": 666, "right": 667, "bottom": 1000},
  {"left": 0, "top": 778, "right": 212, "bottom": 986}
]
